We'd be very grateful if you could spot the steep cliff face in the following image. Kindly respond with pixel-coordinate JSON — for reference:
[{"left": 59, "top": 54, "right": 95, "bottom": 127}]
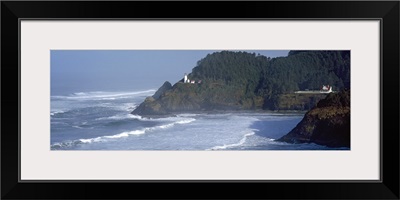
[
  {"left": 152, "top": 81, "right": 172, "bottom": 99},
  {"left": 132, "top": 81, "right": 173, "bottom": 116},
  {"left": 131, "top": 81, "right": 262, "bottom": 117},
  {"left": 277, "top": 90, "right": 350, "bottom": 148}
]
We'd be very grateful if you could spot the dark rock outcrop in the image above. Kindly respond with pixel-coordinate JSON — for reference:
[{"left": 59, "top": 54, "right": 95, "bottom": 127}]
[
  {"left": 152, "top": 81, "right": 172, "bottom": 100},
  {"left": 277, "top": 90, "right": 350, "bottom": 148},
  {"left": 131, "top": 96, "right": 168, "bottom": 116},
  {"left": 131, "top": 81, "right": 243, "bottom": 117}
]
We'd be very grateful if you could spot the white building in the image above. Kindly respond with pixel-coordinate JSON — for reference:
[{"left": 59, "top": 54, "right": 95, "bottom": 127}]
[{"left": 321, "top": 85, "right": 333, "bottom": 93}]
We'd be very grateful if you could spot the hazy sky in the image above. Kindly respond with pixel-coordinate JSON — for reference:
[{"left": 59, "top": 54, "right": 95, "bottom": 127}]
[{"left": 51, "top": 50, "right": 289, "bottom": 95}]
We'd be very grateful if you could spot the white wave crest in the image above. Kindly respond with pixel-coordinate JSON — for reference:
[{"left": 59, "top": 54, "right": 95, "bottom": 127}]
[
  {"left": 143, "top": 118, "right": 196, "bottom": 131},
  {"left": 175, "top": 118, "right": 196, "bottom": 124},
  {"left": 72, "top": 125, "right": 93, "bottom": 129},
  {"left": 79, "top": 137, "right": 103, "bottom": 143},
  {"left": 73, "top": 92, "right": 88, "bottom": 96},
  {"left": 95, "top": 114, "right": 142, "bottom": 121},
  {"left": 103, "top": 130, "right": 146, "bottom": 139},
  {"left": 50, "top": 110, "right": 65, "bottom": 116},
  {"left": 51, "top": 117, "right": 196, "bottom": 149},
  {"left": 138, "top": 116, "right": 197, "bottom": 123},
  {"left": 52, "top": 89, "right": 156, "bottom": 100},
  {"left": 208, "top": 131, "right": 255, "bottom": 150},
  {"left": 129, "top": 114, "right": 143, "bottom": 120}
]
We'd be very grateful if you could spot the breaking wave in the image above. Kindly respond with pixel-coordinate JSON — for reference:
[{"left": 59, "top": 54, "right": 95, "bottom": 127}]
[
  {"left": 95, "top": 113, "right": 199, "bottom": 123},
  {"left": 95, "top": 114, "right": 142, "bottom": 121},
  {"left": 52, "top": 90, "right": 156, "bottom": 100},
  {"left": 208, "top": 131, "right": 256, "bottom": 150},
  {"left": 50, "top": 110, "right": 65, "bottom": 116},
  {"left": 51, "top": 118, "right": 196, "bottom": 150}
]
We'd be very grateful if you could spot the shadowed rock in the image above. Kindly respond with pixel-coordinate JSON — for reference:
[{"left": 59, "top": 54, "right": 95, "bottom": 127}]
[
  {"left": 152, "top": 81, "right": 172, "bottom": 100},
  {"left": 277, "top": 90, "right": 350, "bottom": 148}
]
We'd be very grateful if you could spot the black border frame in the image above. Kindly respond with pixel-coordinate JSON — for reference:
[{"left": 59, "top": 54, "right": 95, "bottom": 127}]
[{"left": 2, "top": 1, "right": 399, "bottom": 199}]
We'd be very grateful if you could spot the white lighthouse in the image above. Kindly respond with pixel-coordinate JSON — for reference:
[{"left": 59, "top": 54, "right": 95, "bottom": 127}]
[{"left": 184, "top": 73, "right": 188, "bottom": 83}]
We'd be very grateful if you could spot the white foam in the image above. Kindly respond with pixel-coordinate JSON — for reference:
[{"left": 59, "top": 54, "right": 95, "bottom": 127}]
[
  {"left": 176, "top": 118, "right": 196, "bottom": 124},
  {"left": 78, "top": 139, "right": 93, "bottom": 143},
  {"left": 177, "top": 113, "right": 199, "bottom": 117},
  {"left": 51, "top": 141, "right": 74, "bottom": 149},
  {"left": 70, "top": 128, "right": 147, "bottom": 144},
  {"left": 140, "top": 116, "right": 196, "bottom": 123},
  {"left": 72, "top": 125, "right": 93, "bottom": 129},
  {"left": 208, "top": 131, "right": 255, "bottom": 150},
  {"left": 50, "top": 110, "right": 65, "bottom": 116},
  {"left": 73, "top": 92, "right": 87, "bottom": 96},
  {"left": 52, "top": 89, "right": 156, "bottom": 100},
  {"left": 154, "top": 123, "right": 175, "bottom": 129},
  {"left": 79, "top": 137, "right": 103, "bottom": 143},
  {"left": 52, "top": 117, "right": 196, "bottom": 149},
  {"left": 103, "top": 132, "right": 130, "bottom": 139},
  {"left": 95, "top": 114, "right": 142, "bottom": 121},
  {"left": 96, "top": 102, "right": 137, "bottom": 112},
  {"left": 104, "top": 129, "right": 147, "bottom": 138},
  {"left": 117, "top": 103, "right": 137, "bottom": 111},
  {"left": 144, "top": 118, "right": 196, "bottom": 131},
  {"left": 129, "top": 115, "right": 143, "bottom": 120},
  {"left": 125, "top": 130, "right": 146, "bottom": 135}
]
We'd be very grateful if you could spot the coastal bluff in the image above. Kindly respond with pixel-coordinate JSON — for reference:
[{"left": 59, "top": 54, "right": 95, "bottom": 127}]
[
  {"left": 131, "top": 80, "right": 257, "bottom": 117},
  {"left": 131, "top": 51, "right": 350, "bottom": 117},
  {"left": 277, "top": 90, "right": 350, "bottom": 148}
]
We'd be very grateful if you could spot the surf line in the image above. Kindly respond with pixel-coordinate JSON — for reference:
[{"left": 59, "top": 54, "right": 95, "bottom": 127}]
[
  {"left": 207, "top": 131, "right": 256, "bottom": 150},
  {"left": 51, "top": 118, "right": 196, "bottom": 149}
]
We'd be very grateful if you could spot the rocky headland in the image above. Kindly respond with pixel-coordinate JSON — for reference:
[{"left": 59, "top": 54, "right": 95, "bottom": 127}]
[
  {"left": 132, "top": 51, "right": 350, "bottom": 117},
  {"left": 277, "top": 89, "right": 350, "bottom": 148}
]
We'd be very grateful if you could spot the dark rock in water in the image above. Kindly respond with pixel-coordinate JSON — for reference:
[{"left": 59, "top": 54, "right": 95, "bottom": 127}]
[
  {"left": 277, "top": 90, "right": 350, "bottom": 148},
  {"left": 132, "top": 82, "right": 172, "bottom": 117},
  {"left": 152, "top": 81, "right": 172, "bottom": 100},
  {"left": 131, "top": 96, "right": 168, "bottom": 116},
  {"left": 132, "top": 82, "right": 203, "bottom": 116}
]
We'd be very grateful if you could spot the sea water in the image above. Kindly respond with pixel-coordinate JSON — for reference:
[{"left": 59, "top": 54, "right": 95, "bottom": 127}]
[{"left": 50, "top": 89, "right": 345, "bottom": 150}]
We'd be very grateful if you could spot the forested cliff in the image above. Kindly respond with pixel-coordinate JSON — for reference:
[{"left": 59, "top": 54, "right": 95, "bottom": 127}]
[{"left": 132, "top": 50, "right": 350, "bottom": 116}]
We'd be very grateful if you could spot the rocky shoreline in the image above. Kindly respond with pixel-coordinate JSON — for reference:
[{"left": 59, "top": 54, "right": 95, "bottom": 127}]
[
  {"left": 130, "top": 51, "right": 350, "bottom": 148},
  {"left": 131, "top": 84, "right": 350, "bottom": 148},
  {"left": 277, "top": 90, "right": 350, "bottom": 148}
]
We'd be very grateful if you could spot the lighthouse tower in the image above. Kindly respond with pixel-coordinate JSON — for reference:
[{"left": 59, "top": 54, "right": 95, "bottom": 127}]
[{"left": 184, "top": 73, "right": 188, "bottom": 83}]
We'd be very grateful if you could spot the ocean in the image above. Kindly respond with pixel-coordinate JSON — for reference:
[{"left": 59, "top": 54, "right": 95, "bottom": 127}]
[{"left": 50, "top": 89, "right": 344, "bottom": 150}]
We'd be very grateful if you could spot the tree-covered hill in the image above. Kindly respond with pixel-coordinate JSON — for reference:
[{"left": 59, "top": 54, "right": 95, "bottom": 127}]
[
  {"left": 257, "top": 50, "right": 350, "bottom": 97},
  {"left": 132, "top": 50, "right": 350, "bottom": 116}
]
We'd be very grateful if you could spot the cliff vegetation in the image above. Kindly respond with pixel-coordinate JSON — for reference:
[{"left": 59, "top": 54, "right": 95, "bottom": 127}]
[{"left": 132, "top": 50, "right": 350, "bottom": 116}]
